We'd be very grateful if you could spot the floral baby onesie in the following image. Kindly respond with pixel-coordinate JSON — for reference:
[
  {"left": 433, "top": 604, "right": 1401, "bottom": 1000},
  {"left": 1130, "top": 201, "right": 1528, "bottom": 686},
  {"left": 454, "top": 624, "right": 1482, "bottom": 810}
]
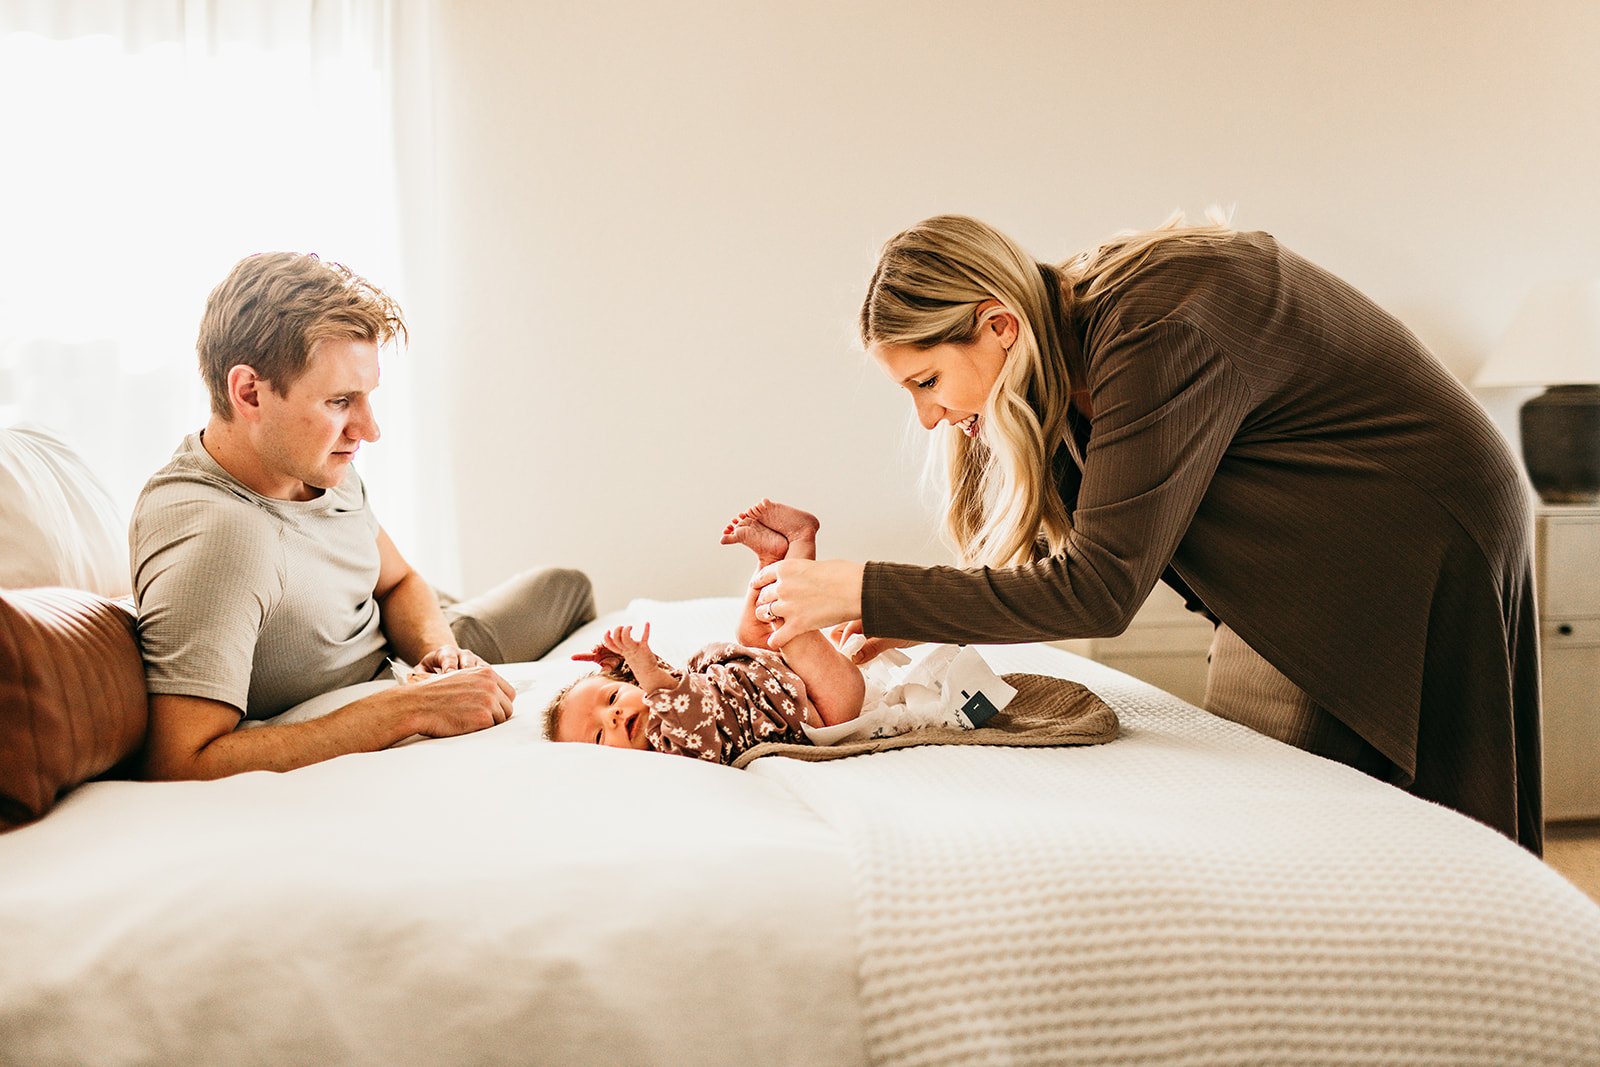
[{"left": 643, "top": 642, "right": 814, "bottom": 764}]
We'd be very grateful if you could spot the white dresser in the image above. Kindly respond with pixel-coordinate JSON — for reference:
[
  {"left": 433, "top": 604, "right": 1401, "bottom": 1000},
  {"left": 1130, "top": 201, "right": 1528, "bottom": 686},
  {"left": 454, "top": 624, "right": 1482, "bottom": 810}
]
[{"left": 1536, "top": 503, "right": 1600, "bottom": 823}]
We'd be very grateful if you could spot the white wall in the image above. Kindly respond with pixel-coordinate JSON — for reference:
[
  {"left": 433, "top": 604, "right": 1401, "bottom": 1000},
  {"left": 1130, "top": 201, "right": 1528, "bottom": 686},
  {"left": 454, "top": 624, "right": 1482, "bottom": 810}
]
[{"left": 418, "top": 0, "right": 1600, "bottom": 612}]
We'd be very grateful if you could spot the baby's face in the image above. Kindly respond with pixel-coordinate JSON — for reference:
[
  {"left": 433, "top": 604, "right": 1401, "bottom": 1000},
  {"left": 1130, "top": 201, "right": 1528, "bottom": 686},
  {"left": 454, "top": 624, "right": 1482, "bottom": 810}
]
[{"left": 555, "top": 675, "right": 652, "bottom": 749}]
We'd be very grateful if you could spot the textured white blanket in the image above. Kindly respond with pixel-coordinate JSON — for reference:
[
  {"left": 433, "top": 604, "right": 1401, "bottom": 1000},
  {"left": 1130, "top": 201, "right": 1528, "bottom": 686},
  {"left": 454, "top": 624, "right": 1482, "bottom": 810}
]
[
  {"left": 752, "top": 642, "right": 1600, "bottom": 1066},
  {"left": 4, "top": 597, "right": 1597, "bottom": 1066}
]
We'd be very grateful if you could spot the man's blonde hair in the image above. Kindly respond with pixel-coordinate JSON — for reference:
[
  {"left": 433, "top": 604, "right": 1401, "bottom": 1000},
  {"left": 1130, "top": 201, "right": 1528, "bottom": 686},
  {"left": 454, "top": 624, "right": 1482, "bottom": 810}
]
[
  {"left": 858, "top": 211, "right": 1233, "bottom": 568},
  {"left": 197, "top": 252, "right": 407, "bottom": 419}
]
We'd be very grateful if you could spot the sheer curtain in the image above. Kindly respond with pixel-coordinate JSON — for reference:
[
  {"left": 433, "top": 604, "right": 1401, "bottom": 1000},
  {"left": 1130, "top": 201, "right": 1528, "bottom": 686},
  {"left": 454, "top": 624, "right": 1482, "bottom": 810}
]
[{"left": 0, "top": 0, "right": 453, "bottom": 588}]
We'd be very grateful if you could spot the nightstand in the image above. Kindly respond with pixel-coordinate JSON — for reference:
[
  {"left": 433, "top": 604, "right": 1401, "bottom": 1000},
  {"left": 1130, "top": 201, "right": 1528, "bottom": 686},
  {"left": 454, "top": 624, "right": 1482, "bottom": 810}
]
[{"left": 1536, "top": 503, "right": 1600, "bottom": 822}]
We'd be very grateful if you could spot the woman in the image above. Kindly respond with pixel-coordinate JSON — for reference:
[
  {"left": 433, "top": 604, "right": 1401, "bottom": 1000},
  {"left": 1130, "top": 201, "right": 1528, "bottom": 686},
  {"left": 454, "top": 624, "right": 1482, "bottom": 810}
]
[{"left": 752, "top": 214, "right": 1541, "bottom": 853}]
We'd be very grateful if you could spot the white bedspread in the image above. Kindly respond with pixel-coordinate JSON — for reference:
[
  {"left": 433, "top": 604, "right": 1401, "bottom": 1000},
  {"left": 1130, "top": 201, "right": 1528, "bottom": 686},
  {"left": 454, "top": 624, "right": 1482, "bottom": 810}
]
[
  {"left": 2, "top": 596, "right": 1598, "bottom": 1065},
  {"left": 0, "top": 602, "right": 866, "bottom": 1066},
  {"left": 757, "top": 640, "right": 1600, "bottom": 1065}
]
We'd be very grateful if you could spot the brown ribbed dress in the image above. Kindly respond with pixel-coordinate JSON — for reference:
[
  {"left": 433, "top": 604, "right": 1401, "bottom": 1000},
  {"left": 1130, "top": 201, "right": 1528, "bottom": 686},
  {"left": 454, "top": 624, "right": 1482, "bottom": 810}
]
[{"left": 862, "top": 232, "right": 1542, "bottom": 853}]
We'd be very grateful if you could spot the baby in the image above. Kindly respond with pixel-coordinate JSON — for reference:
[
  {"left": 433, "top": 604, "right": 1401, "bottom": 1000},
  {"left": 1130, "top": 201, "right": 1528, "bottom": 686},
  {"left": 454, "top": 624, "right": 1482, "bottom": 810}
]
[{"left": 544, "top": 500, "right": 867, "bottom": 764}]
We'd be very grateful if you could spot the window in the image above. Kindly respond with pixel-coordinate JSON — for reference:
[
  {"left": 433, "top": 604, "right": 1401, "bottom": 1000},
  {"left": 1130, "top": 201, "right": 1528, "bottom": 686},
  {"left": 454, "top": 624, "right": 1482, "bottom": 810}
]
[{"left": 0, "top": 1, "right": 442, "bottom": 581}]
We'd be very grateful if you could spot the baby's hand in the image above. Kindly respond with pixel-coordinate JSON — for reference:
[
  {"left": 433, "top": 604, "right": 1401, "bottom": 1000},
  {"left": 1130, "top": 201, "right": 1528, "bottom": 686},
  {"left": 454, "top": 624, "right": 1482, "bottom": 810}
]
[
  {"left": 602, "top": 622, "right": 654, "bottom": 670},
  {"left": 602, "top": 622, "right": 681, "bottom": 693},
  {"left": 571, "top": 643, "right": 624, "bottom": 673}
]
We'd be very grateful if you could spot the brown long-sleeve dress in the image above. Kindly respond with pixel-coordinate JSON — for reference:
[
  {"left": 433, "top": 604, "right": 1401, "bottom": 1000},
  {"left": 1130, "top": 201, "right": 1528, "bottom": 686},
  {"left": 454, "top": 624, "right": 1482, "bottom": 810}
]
[{"left": 862, "top": 231, "right": 1542, "bottom": 853}]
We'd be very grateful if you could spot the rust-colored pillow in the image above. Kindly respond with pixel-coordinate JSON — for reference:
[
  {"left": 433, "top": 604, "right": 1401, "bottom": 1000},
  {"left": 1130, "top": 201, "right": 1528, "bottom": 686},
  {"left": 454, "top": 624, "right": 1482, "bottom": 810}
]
[{"left": 0, "top": 587, "right": 148, "bottom": 831}]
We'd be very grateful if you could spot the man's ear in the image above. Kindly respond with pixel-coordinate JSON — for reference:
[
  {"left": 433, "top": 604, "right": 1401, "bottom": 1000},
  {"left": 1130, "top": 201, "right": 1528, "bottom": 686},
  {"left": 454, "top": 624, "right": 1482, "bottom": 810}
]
[{"left": 226, "top": 364, "right": 266, "bottom": 421}]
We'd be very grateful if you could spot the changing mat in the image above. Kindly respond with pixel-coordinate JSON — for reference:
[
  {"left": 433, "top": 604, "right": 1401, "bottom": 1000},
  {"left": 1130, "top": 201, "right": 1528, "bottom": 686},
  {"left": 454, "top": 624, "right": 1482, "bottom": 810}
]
[{"left": 732, "top": 672, "right": 1118, "bottom": 768}]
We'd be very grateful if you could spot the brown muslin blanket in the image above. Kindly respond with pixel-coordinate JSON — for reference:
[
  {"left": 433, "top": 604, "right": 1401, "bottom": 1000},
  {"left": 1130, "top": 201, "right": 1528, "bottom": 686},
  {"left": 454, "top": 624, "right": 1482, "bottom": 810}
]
[{"left": 732, "top": 673, "right": 1118, "bottom": 768}]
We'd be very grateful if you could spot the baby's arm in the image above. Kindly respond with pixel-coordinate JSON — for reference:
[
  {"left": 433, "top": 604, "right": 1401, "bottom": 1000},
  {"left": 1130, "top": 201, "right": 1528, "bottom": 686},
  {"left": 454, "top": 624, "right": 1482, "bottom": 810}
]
[{"left": 602, "top": 623, "right": 679, "bottom": 692}]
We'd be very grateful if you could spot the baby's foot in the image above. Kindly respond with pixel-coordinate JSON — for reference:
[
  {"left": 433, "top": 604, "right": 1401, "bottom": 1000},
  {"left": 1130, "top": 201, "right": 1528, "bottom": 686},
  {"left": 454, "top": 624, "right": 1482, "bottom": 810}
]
[
  {"left": 720, "top": 510, "right": 788, "bottom": 566},
  {"left": 745, "top": 499, "right": 819, "bottom": 549}
]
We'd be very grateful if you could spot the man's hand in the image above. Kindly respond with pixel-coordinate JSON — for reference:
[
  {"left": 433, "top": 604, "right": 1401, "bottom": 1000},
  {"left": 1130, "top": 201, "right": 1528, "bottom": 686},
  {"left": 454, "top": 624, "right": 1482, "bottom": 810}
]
[
  {"left": 392, "top": 664, "right": 516, "bottom": 737},
  {"left": 414, "top": 644, "right": 488, "bottom": 675}
]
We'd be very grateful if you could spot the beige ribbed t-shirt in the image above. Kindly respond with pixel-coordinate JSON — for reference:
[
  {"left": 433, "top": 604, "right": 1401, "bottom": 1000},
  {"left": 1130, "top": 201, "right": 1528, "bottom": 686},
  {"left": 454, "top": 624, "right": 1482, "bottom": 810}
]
[{"left": 130, "top": 433, "right": 389, "bottom": 720}]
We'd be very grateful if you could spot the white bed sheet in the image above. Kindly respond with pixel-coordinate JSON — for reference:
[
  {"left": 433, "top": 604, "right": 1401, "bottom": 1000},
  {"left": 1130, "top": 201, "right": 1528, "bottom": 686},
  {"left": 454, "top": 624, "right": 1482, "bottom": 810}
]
[
  {"left": 0, "top": 601, "right": 866, "bottom": 1066},
  {"left": 2, "top": 596, "right": 1598, "bottom": 1066}
]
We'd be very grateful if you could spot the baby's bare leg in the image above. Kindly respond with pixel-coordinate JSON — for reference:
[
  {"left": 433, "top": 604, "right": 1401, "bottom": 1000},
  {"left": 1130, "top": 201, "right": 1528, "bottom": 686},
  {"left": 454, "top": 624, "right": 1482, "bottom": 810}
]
[
  {"left": 725, "top": 505, "right": 786, "bottom": 646},
  {"left": 720, "top": 509, "right": 788, "bottom": 566},
  {"left": 746, "top": 499, "right": 818, "bottom": 560},
  {"left": 726, "top": 501, "right": 821, "bottom": 646},
  {"left": 736, "top": 568, "right": 774, "bottom": 647},
  {"left": 780, "top": 630, "right": 865, "bottom": 727}
]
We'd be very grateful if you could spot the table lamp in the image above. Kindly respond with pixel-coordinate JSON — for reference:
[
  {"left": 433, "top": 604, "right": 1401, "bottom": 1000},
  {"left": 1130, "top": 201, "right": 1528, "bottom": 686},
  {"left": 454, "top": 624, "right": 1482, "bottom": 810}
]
[{"left": 1474, "top": 280, "right": 1600, "bottom": 504}]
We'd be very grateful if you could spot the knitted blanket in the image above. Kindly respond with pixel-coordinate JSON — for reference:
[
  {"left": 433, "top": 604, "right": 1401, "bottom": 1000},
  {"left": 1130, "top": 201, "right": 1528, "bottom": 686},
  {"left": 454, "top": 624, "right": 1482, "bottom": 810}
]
[
  {"left": 732, "top": 673, "right": 1118, "bottom": 768},
  {"left": 748, "top": 643, "right": 1600, "bottom": 1066}
]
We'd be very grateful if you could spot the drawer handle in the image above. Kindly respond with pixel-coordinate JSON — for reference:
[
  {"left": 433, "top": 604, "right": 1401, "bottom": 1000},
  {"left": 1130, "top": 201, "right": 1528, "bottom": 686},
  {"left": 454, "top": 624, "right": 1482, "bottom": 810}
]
[{"left": 1558, "top": 623, "right": 1574, "bottom": 636}]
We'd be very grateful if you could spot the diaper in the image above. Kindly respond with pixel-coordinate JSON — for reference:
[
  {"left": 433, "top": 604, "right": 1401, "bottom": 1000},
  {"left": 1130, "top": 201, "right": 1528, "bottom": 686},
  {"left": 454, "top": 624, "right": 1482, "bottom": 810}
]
[{"left": 801, "top": 642, "right": 1018, "bottom": 746}]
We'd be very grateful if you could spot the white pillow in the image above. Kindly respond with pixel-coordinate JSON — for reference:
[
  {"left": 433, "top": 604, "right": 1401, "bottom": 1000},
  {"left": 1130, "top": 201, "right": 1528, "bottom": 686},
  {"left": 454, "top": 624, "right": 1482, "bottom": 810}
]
[
  {"left": 618, "top": 596, "right": 744, "bottom": 663},
  {"left": 0, "top": 424, "right": 129, "bottom": 596}
]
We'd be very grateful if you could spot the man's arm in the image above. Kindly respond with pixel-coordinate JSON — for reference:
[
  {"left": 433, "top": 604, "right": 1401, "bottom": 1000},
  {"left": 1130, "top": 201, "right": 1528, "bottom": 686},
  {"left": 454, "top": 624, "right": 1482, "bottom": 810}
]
[
  {"left": 373, "top": 525, "right": 472, "bottom": 668},
  {"left": 142, "top": 669, "right": 516, "bottom": 781}
]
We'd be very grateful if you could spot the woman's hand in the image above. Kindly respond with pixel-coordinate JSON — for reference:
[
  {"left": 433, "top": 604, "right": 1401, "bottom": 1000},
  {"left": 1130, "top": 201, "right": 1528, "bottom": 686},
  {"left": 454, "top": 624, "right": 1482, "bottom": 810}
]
[
  {"left": 825, "top": 620, "right": 862, "bottom": 649},
  {"left": 750, "top": 559, "right": 866, "bottom": 648},
  {"left": 828, "top": 620, "right": 921, "bottom": 666}
]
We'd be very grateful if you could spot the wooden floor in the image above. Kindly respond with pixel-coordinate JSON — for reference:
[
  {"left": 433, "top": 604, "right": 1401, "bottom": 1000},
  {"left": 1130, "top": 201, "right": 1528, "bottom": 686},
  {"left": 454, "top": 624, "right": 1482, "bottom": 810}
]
[{"left": 1545, "top": 821, "right": 1600, "bottom": 904}]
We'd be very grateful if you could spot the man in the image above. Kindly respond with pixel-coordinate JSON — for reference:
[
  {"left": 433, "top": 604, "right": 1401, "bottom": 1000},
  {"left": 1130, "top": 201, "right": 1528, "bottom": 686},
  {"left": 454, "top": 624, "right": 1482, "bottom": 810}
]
[{"left": 132, "top": 252, "right": 594, "bottom": 780}]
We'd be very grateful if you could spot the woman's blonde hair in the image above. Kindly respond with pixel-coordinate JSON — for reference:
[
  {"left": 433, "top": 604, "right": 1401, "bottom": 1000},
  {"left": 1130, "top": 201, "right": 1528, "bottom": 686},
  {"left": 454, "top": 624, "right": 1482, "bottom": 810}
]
[
  {"left": 859, "top": 210, "right": 1233, "bottom": 568},
  {"left": 197, "top": 252, "right": 407, "bottom": 419}
]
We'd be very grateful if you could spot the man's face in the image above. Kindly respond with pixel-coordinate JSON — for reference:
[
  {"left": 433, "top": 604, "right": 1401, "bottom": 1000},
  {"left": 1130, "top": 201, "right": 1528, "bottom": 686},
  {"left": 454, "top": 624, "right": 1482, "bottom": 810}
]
[{"left": 255, "top": 337, "right": 381, "bottom": 500}]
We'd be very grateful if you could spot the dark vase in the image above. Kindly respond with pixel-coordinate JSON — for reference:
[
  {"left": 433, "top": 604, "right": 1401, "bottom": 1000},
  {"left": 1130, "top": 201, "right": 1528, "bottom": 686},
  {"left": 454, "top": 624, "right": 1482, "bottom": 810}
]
[{"left": 1521, "top": 384, "right": 1600, "bottom": 504}]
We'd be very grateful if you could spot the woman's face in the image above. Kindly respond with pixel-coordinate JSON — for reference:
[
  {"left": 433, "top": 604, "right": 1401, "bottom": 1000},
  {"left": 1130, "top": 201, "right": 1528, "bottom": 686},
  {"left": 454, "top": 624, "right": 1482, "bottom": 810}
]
[{"left": 869, "top": 303, "right": 1016, "bottom": 438}]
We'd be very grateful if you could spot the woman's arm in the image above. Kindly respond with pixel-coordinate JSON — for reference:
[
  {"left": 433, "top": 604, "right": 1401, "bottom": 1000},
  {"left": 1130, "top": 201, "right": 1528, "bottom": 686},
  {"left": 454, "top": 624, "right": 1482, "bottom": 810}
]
[{"left": 761, "top": 321, "right": 1252, "bottom": 648}]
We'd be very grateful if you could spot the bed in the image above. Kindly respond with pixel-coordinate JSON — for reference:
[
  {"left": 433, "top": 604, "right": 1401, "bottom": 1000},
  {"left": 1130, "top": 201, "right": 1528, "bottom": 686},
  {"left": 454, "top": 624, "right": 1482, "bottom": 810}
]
[{"left": 3, "top": 591, "right": 1600, "bottom": 1065}]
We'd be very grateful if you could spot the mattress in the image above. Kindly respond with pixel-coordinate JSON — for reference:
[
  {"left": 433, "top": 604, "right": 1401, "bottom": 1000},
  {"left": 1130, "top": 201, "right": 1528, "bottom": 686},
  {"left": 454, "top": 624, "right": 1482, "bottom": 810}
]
[{"left": 1, "top": 596, "right": 1597, "bottom": 1065}]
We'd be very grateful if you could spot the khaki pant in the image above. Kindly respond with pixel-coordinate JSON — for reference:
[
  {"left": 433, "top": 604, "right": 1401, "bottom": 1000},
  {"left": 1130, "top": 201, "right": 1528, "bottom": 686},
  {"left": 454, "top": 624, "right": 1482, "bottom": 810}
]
[
  {"left": 438, "top": 567, "right": 596, "bottom": 665},
  {"left": 1204, "top": 624, "right": 1389, "bottom": 776}
]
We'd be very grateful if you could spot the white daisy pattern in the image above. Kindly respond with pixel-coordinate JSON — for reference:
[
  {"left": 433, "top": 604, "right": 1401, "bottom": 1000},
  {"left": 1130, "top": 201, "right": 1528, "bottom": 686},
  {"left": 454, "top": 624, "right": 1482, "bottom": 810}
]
[{"left": 642, "top": 641, "right": 815, "bottom": 764}]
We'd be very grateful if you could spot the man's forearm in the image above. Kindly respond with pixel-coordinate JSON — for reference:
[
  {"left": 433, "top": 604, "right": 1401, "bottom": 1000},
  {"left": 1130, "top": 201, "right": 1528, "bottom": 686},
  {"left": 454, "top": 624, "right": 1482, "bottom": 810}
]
[
  {"left": 146, "top": 667, "right": 516, "bottom": 781},
  {"left": 145, "top": 689, "right": 420, "bottom": 780},
  {"left": 378, "top": 571, "right": 457, "bottom": 663}
]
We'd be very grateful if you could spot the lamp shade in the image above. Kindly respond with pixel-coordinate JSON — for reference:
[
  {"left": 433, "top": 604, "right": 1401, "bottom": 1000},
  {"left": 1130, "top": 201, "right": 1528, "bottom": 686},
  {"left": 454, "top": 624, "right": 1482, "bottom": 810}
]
[{"left": 1474, "top": 279, "right": 1600, "bottom": 388}]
